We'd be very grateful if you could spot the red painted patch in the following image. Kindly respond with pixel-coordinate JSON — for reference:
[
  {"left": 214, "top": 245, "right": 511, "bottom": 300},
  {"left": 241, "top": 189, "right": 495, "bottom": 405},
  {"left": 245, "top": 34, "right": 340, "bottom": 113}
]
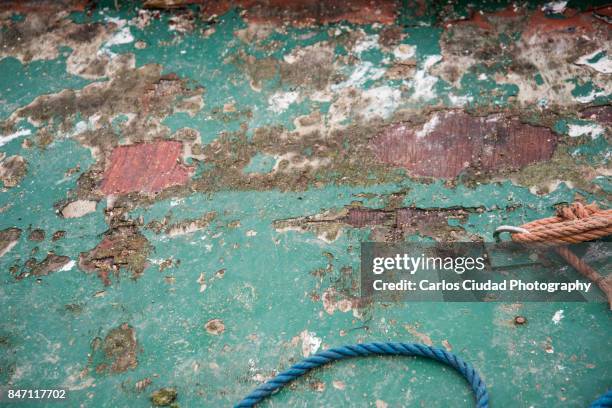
[
  {"left": 202, "top": 0, "right": 397, "bottom": 26},
  {"left": 594, "top": 5, "right": 612, "bottom": 18},
  {"left": 0, "top": 0, "right": 90, "bottom": 12},
  {"left": 346, "top": 208, "right": 389, "bottom": 228},
  {"left": 443, "top": 6, "right": 521, "bottom": 31},
  {"left": 101, "top": 141, "right": 191, "bottom": 195},
  {"left": 443, "top": 7, "right": 604, "bottom": 40},
  {"left": 581, "top": 105, "right": 612, "bottom": 125},
  {"left": 370, "top": 112, "right": 558, "bottom": 178},
  {"left": 522, "top": 9, "right": 597, "bottom": 39}
]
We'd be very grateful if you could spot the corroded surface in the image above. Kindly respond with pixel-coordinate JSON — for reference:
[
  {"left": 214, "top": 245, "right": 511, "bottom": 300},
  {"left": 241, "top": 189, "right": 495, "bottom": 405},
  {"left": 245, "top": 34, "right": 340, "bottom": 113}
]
[
  {"left": 371, "top": 112, "right": 558, "bottom": 178},
  {"left": 0, "top": 1, "right": 610, "bottom": 407}
]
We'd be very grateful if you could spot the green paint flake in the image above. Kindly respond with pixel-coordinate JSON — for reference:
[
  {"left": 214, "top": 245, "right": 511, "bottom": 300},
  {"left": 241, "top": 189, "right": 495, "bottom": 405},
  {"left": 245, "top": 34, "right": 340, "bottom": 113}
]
[
  {"left": 534, "top": 73, "right": 544, "bottom": 86},
  {"left": 570, "top": 79, "right": 609, "bottom": 104},
  {"left": 0, "top": 57, "right": 92, "bottom": 121},
  {"left": 243, "top": 153, "right": 276, "bottom": 174}
]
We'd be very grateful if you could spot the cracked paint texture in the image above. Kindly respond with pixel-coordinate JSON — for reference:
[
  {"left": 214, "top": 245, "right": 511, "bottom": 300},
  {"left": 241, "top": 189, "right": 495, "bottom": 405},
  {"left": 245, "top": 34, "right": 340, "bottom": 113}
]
[{"left": 0, "top": 0, "right": 610, "bottom": 407}]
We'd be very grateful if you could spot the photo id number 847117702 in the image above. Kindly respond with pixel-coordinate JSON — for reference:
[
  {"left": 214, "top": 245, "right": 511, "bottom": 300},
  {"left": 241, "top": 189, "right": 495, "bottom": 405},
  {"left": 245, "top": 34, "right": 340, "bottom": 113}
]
[{"left": 3, "top": 389, "right": 67, "bottom": 401}]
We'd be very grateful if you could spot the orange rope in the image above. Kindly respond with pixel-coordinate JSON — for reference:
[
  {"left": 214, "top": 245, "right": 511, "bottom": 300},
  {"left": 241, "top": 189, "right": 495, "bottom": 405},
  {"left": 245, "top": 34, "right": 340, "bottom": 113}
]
[{"left": 508, "top": 202, "right": 612, "bottom": 309}]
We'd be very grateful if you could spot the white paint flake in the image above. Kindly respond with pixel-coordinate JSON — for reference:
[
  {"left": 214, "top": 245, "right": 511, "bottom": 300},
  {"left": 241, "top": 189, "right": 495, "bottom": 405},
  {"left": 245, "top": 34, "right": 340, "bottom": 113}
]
[
  {"left": 567, "top": 123, "right": 605, "bottom": 139},
  {"left": 542, "top": 1, "right": 568, "bottom": 14},
  {"left": 448, "top": 93, "right": 474, "bottom": 106},
  {"left": 0, "top": 129, "right": 31, "bottom": 147},
  {"left": 268, "top": 91, "right": 299, "bottom": 113},
  {"left": 99, "top": 21, "right": 134, "bottom": 57},
  {"left": 105, "top": 26, "right": 134, "bottom": 47},
  {"left": 331, "top": 61, "right": 385, "bottom": 90},
  {"left": 423, "top": 54, "right": 443, "bottom": 70},
  {"left": 416, "top": 114, "right": 441, "bottom": 138},
  {"left": 59, "top": 260, "right": 76, "bottom": 272},
  {"left": 552, "top": 309, "right": 564, "bottom": 324},
  {"left": 72, "top": 121, "right": 89, "bottom": 135},
  {"left": 393, "top": 44, "right": 416, "bottom": 61},
  {"left": 283, "top": 53, "right": 297, "bottom": 64},
  {"left": 353, "top": 34, "right": 379, "bottom": 55},
  {"left": 61, "top": 200, "right": 97, "bottom": 218},
  {"left": 575, "top": 49, "right": 612, "bottom": 74},
  {"left": 0, "top": 238, "right": 19, "bottom": 258},
  {"left": 197, "top": 272, "right": 207, "bottom": 293},
  {"left": 410, "top": 55, "right": 442, "bottom": 101},
  {"left": 299, "top": 330, "right": 322, "bottom": 357},
  {"left": 574, "top": 89, "right": 608, "bottom": 104},
  {"left": 361, "top": 86, "right": 401, "bottom": 119},
  {"left": 62, "top": 366, "right": 95, "bottom": 391}
]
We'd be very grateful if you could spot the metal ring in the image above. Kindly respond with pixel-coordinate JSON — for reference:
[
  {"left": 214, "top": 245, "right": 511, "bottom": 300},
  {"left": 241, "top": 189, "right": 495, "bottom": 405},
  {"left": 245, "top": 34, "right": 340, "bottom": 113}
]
[{"left": 493, "top": 225, "right": 530, "bottom": 242}]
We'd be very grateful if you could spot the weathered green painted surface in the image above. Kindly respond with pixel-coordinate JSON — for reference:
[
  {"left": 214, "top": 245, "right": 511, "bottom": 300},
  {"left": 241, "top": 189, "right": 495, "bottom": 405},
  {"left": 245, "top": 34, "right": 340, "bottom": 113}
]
[{"left": 0, "top": 1, "right": 610, "bottom": 407}]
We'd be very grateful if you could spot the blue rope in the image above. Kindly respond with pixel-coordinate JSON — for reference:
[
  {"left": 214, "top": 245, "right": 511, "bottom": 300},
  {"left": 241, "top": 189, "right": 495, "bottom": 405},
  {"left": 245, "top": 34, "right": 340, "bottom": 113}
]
[
  {"left": 235, "top": 342, "right": 489, "bottom": 408},
  {"left": 591, "top": 390, "right": 612, "bottom": 408}
]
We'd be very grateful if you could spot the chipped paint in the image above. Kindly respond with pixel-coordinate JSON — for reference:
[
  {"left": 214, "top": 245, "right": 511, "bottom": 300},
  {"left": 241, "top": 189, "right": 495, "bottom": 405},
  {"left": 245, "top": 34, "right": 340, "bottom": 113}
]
[
  {"left": 268, "top": 91, "right": 299, "bottom": 113},
  {"left": 0, "top": 227, "right": 21, "bottom": 258},
  {"left": 0, "top": 1, "right": 610, "bottom": 407},
  {"left": 410, "top": 55, "right": 441, "bottom": 101},
  {"left": 552, "top": 309, "right": 565, "bottom": 325},
  {"left": 542, "top": 1, "right": 568, "bottom": 14},
  {"left": 567, "top": 123, "right": 605, "bottom": 139},
  {"left": 0, "top": 154, "right": 27, "bottom": 188},
  {"left": 0, "top": 128, "right": 31, "bottom": 147},
  {"left": 371, "top": 111, "right": 558, "bottom": 178},
  {"left": 575, "top": 49, "right": 612, "bottom": 75},
  {"left": 60, "top": 199, "right": 97, "bottom": 218},
  {"left": 204, "top": 319, "right": 225, "bottom": 335},
  {"left": 101, "top": 141, "right": 192, "bottom": 195},
  {"left": 297, "top": 330, "right": 322, "bottom": 357}
]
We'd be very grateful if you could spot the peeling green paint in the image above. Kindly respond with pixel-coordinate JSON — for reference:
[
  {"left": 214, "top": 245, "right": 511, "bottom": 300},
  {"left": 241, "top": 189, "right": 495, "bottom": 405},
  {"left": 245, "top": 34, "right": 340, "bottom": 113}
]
[{"left": 0, "top": 1, "right": 610, "bottom": 407}]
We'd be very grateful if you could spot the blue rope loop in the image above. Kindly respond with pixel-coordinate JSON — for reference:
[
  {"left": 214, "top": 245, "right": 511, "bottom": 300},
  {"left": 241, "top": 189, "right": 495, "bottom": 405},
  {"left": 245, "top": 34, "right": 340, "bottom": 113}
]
[
  {"left": 590, "top": 390, "right": 612, "bottom": 408},
  {"left": 235, "top": 342, "right": 489, "bottom": 408}
]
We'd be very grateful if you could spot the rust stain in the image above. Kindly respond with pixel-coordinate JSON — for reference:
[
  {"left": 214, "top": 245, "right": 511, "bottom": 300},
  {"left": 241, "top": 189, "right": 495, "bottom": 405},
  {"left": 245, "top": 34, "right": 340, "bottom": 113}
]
[
  {"left": 16, "top": 253, "right": 71, "bottom": 280},
  {"left": 101, "top": 141, "right": 192, "bottom": 196},
  {"left": 202, "top": 0, "right": 397, "bottom": 26},
  {"left": 95, "top": 323, "right": 139, "bottom": 374},
  {"left": 396, "top": 207, "right": 463, "bottom": 230},
  {"left": 79, "top": 225, "right": 151, "bottom": 285},
  {"left": 346, "top": 206, "right": 469, "bottom": 240},
  {"left": 370, "top": 112, "right": 558, "bottom": 178},
  {"left": 204, "top": 318, "right": 225, "bottom": 335},
  {"left": 345, "top": 207, "right": 465, "bottom": 230},
  {"left": 581, "top": 105, "right": 612, "bottom": 125},
  {"left": 0, "top": 155, "right": 27, "bottom": 189},
  {"left": 404, "top": 323, "right": 433, "bottom": 346},
  {"left": 0, "top": 227, "right": 21, "bottom": 258},
  {"left": 275, "top": 206, "right": 472, "bottom": 242}
]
